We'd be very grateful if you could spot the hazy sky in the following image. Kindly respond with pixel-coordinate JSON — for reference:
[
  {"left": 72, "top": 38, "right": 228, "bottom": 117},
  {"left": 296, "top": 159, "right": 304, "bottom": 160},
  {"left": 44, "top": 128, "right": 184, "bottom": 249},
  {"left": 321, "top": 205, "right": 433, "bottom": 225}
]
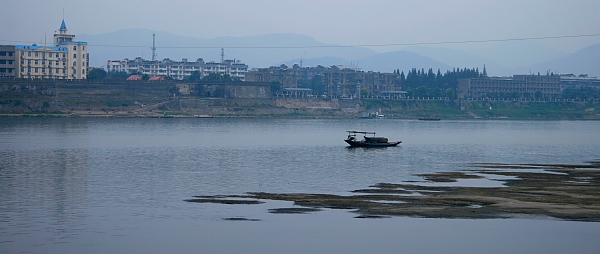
[{"left": 2, "top": 0, "right": 599, "bottom": 53}]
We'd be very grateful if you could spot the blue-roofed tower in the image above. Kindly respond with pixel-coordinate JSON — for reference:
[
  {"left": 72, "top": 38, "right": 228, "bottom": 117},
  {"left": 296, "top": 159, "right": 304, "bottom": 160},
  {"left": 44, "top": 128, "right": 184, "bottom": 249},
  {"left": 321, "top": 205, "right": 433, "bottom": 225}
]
[
  {"left": 60, "top": 19, "right": 68, "bottom": 31},
  {"left": 52, "top": 19, "right": 89, "bottom": 79},
  {"left": 54, "top": 19, "right": 75, "bottom": 46}
]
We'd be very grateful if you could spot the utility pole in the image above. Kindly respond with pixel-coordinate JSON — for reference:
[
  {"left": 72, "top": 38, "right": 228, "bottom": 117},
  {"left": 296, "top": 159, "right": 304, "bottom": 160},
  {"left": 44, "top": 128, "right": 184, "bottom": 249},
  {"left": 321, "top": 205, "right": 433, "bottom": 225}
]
[
  {"left": 221, "top": 48, "right": 224, "bottom": 63},
  {"left": 152, "top": 33, "right": 156, "bottom": 61}
]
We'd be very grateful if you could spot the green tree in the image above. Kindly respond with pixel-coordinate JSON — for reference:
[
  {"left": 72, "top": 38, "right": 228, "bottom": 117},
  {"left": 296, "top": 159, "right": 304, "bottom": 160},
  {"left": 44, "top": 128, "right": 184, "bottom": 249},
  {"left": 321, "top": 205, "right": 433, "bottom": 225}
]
[
  {"left": 187, "top": 71, "right": 202, "bottom": 81},
  {"left": 270, "top": 81, "right": 282, "bottom": 95},
  {"left": 310, "top": 75, "right": 325, "bottom": 95},
  {"left": 445, "top": 88, "right": 456, "bottom": 99},
  {"left": 88, "top": 68, "right": 107, "bottom": 80},
  {"left": 108, "top": 71, "right": 129, "bottom": 80},
  {"left": 417, "top": 86, "right": 428, "bottom": 97},
  {"left": 361, "top": 88, "right": 370, "bottom": 97},
  {"left": 201, "top": 72, "right": 235, "bottom": 82}
]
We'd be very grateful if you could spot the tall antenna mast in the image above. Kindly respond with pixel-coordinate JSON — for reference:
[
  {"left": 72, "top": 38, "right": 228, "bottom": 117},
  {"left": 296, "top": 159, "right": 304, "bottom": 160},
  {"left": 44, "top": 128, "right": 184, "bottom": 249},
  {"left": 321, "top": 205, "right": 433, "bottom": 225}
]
[
  {"left": 221, "top": 48, "right": 225, "bottom": 63},
  {"left": 152, "top": 33, "right": 156, "bottom": 61}
]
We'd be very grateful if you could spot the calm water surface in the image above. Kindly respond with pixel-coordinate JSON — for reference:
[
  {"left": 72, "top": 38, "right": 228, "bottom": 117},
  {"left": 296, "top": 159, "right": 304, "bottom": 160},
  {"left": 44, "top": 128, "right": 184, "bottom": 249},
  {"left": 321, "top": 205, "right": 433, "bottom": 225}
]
[{"left": 1, "top": 118, "right": 599, "bottom": 253}]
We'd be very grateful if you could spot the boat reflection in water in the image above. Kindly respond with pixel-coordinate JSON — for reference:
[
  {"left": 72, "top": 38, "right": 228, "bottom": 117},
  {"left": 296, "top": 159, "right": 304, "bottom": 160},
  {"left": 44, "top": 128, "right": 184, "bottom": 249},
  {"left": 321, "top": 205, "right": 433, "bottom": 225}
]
[{"left": 344, "top": 131, "right": 401, "bottom": 147}]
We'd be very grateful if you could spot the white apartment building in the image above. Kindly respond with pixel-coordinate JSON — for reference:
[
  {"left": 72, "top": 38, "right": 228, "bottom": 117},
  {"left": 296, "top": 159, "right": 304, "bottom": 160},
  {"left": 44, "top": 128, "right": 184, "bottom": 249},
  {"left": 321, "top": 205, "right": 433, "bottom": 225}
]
[{"left": 106, "top": 57, "right": 248, "bottom": 81}]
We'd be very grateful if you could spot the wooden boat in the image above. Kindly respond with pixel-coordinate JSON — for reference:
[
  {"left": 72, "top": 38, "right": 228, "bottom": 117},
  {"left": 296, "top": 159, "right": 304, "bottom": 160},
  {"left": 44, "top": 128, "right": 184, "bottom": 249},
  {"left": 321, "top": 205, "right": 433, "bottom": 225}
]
[{"left": 344, "top": 131, "right": 401, "bottom": 147}]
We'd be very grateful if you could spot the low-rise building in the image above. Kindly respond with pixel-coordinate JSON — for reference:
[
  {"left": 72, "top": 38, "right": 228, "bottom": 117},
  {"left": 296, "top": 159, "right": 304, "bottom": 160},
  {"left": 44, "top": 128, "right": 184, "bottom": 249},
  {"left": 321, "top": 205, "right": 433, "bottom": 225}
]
[
  {"left": 458, "top": 75, "right": 562, "bottom": 99},
  {"left": 246, "top": 64, "right": 402, "bottom": 98}
]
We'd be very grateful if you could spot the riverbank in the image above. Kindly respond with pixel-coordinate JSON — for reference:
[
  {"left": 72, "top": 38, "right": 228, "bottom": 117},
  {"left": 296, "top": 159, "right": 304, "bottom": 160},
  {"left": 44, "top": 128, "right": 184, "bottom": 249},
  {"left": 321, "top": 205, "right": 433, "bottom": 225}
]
[{"left": 2, "top": 98, "right": 599, "bottom": 120}]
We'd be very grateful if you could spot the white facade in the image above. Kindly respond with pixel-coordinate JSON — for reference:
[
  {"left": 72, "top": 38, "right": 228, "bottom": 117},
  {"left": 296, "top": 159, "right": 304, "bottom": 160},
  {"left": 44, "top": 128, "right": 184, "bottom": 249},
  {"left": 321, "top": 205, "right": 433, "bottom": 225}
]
[
  {"left": 107, "top": 57, "right": 248, "bottom": 81},
  {"left": 15, "top": 45, "right": 70, "bottom": 79}
]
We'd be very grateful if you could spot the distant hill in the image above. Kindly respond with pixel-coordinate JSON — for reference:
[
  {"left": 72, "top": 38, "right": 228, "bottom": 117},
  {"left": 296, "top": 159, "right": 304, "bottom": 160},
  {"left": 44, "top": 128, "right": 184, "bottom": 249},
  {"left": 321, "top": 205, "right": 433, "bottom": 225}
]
[
  {"left": 524, "top": 43, "right": 600, "bottom": 77},
  {"left": 78, "top": 29, "right": 377, "bottom": 68},
  {"left": 79, "top": 30, "right": 597, "bottom": 77},
  {"left": 354, "top": 51, "right": 452, "bottom": 73},
  {"left": 465, "top": 40, "right": 568, "bottom": 69},
  {"left": 281, "top": 51, "right": 452, "bottom": 74}
]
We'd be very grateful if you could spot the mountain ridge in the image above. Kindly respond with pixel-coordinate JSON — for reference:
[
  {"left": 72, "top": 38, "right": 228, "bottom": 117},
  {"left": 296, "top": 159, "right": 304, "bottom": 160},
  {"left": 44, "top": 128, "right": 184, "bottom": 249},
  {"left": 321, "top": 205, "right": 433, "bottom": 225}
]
[{"left": 79, "top": 29, "right": 599, "bottom": 77}]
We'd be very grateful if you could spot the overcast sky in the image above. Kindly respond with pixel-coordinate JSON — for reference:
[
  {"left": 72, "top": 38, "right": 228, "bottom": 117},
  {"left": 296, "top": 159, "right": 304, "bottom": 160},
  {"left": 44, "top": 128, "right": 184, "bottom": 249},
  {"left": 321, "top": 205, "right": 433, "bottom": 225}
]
[{"left": 2, "top": 0, "right": 599, "bottom": 53}]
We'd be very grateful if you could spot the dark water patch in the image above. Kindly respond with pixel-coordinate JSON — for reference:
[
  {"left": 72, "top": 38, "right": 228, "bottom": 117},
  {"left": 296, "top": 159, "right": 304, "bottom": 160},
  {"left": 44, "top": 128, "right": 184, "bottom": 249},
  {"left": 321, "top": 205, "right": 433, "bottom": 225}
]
[
  {"left": 354, "top": 215, "right": 392, "bottom": 219},
  {"left": 415, "top": 172, "right": 484, "bottom": 182},
  {"left": 223, "top": 217, "right": 261, "bottom": 221},
  {"left": 184, "top": 198, "right": 264, "bottom": 205},
  {"left": 268, "top": 208, "right": 323, "bottom": 214}
]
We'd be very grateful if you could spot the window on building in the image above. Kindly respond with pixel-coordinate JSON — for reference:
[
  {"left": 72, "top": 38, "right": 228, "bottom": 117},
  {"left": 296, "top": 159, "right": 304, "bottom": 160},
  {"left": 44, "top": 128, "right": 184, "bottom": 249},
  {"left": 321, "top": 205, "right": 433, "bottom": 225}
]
[
  {"left": 56, "top": 53, "right": 60, "bottom": 57},
  {"left": 35, "top": 60, "right": 38, "bottom": 65},
  {"left": 73, "top": 61, "right": 76, "bottom": 67},
  {"left": 42, "top": 53, "right": 45, "bottom": 57},
  {"left": 35, "top": 68, "right": 38, "bottom": 73},
  {"left": 35, "top": 52, "right": 38, "bottom": 57},
  {"left": 28, "top": 52, "right": 32, "bottom": 56},
  {"left": 73, "top": 54, "right": 77, "bottom": 58},
  {"left": 73, "top": 69, "right": 76, "bottom": 74},
  {"left": 73, "top": 46, "right": 77, "bottom": 50}
]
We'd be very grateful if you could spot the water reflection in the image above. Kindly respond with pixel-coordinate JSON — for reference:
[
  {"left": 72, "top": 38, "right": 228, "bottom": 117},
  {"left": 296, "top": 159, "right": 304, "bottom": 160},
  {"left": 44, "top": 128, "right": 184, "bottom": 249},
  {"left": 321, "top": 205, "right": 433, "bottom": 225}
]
[{"left": 1, "top": 118, "right": 599, "bottom": 253}]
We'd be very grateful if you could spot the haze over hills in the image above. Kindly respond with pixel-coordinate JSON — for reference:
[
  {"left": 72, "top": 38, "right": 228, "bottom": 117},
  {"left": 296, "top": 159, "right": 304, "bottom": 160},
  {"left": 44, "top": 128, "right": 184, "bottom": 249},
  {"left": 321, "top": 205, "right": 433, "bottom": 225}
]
[
  {"left": 523, "top": 43, "right": 600, "bottom": 76},
  {"left": 78, "top": 29, "right": 377, "bottom": 69},
  {"left": 79, "top": 29, "right": 599, "bottom": 77}
]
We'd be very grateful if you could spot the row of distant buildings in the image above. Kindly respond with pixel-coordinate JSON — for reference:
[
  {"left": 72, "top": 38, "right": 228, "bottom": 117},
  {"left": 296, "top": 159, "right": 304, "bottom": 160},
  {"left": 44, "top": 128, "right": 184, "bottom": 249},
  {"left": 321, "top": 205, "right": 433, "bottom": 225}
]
[{"left": 2, "top": 19, "right": 599, "bottom": 100}]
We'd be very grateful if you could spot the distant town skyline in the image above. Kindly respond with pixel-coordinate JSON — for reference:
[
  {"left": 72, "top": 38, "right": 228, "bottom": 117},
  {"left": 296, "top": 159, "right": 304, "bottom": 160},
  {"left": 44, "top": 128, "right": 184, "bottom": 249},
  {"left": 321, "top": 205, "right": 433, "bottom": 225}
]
[{"left": 2, "top": 0, "right": 599, "bottom": 54}]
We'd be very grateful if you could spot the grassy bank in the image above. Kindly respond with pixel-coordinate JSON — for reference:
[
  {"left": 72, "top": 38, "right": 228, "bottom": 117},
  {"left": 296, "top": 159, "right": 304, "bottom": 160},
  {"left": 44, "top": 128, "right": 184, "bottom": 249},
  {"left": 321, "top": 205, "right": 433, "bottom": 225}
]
[{"left": 360, "top": 99, "right": 600, "bottom": 120}]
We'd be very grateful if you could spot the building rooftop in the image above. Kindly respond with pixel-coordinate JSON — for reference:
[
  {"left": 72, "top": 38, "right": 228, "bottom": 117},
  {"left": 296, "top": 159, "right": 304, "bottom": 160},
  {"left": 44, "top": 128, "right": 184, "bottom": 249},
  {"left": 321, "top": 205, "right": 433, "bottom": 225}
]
[{"left": 16, "top": 45, "right": 68, "bottom": 51}]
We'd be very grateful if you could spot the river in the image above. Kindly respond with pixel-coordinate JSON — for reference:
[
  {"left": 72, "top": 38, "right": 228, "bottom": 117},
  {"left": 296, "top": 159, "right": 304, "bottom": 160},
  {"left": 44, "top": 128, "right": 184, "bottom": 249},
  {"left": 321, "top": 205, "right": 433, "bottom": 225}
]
[{"left": 1, "top": 117, "right": 599, "bottom": 253}]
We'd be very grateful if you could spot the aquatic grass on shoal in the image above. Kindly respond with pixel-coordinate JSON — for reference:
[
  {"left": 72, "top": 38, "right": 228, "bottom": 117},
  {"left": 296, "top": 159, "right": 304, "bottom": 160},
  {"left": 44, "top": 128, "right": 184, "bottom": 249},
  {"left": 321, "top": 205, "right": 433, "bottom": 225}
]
[{"left": 186, "top": 161, "right": 600, "bottom": 221}]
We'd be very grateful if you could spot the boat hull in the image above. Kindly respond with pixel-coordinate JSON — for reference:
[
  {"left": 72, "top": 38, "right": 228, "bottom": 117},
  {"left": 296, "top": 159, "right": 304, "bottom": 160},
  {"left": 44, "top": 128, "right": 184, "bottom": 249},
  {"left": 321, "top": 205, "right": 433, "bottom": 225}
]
[{"left": 344, "top": 139, "right": 401, "bottom": 147}]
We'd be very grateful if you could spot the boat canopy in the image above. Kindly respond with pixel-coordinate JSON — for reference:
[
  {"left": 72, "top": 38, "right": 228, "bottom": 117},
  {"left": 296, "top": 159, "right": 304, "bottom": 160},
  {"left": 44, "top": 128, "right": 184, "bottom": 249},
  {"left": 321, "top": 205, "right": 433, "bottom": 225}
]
[{"left": 346, "top": 131, "right": 376, "bottom": 135}]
